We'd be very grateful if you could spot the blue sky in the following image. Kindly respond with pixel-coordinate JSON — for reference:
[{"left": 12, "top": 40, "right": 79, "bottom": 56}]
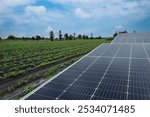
[{"left": 0, "top": 0, "right": 150, "bottom": 38}]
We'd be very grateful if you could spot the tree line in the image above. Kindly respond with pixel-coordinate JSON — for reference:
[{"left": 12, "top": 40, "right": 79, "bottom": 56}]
[
  {"left": 2, "top": 30, "right": 102, "bottom": 41},
  {"left": 0, "top": 30, "right": 135, "bottom": 41},
  {"left": 113, "top": 30, "right": 128, "bottom": 37},
  {"left": 49, "top": 30, "right": 102, "bottom": 41}
]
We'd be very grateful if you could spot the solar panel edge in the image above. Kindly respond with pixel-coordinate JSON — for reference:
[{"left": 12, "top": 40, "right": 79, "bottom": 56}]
[
  {"left": 111, "top": 33, "right": 120, "bottom": 44},
  {"left": 20, "top": 43, "right": 106, "bottom": 100}
]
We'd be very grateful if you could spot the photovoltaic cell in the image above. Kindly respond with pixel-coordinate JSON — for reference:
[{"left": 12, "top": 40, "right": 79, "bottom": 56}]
[
  {"left": 101, "top": 44, "right": 120, "bottom": 57},
  {"left": 23, "top": 32, "right": 150, "bottom": 100},
  {"left": 131, "top": 44, "right": 147, "bottom": 58},
  {"left": 77, "top": 75, "right": 102, "bottom": 83},
  {"left": 72, "top": 80, "right": 99, "bottom": 89},
  {"left": 116, "top": 44, "right": 131, "bottom": 57},
  {"left": 88, "top": 44, "right": 110, "bottom": 56},
  {"left": 66, "top": 86, "right": 95, "bottom": 95},
  {"left": 25, "top": 94, "right": 54, "bottom": 100},
  {"left": 120, "top": 37, "right": 127, "bottom": 43},
  {"left": 43, "top": 82, "right": 69, "bottom": 91},
  {"left": 51, "top": 78, "right": 74, "bottom": 85},
  {"left": 128, "top": 37, "right": 135, "bottom": 43},
  {"left": 35, "top": 88, "right": 63, "bottom": 98},
  {"left": 144, "top": 44, "right": 150, "bottom": 58},
  {"left": 59, "top": 92, "right": 91, "bottom": 100},
  {"left": 93, "top": 90, "right": 126, "bottom": 100},
  {"left": 128, "top": 94, "right": 149, "bottom": 100}
]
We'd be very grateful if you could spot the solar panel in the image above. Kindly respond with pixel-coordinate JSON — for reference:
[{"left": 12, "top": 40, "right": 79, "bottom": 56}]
[
  {"left": 116, "top": 44, "right": 131, "bottom": 57},
  {"left": 112, "top": 32, "right": 150, "bottom": 44},
  {"left": 22, "top": 33, "right": 150, "bottom": 100}
]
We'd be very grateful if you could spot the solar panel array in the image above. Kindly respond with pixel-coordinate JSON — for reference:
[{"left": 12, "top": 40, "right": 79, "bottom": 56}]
[
  {"left": 113, "top": 33, "right": 150, "bottom": 43},
  {"left": 22, "top": 34, "right": 150, "bottom": 100}
]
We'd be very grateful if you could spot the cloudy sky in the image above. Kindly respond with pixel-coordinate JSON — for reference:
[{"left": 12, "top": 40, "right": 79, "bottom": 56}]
[{"left": 0, "top": 0, "right": 150, "bottom": 38}]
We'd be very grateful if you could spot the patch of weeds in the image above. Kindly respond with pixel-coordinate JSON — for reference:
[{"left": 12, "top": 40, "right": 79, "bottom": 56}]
[
  {"left": 24, "top": 86, "right": 35, "bottom": 95},
  {"left": 8, "top": 85, "right": 15, "bottom": 93}
]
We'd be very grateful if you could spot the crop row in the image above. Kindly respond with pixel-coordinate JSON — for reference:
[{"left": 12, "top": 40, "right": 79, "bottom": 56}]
[{"left": 0, "top": 40, "right": 108, "bottom": 80}]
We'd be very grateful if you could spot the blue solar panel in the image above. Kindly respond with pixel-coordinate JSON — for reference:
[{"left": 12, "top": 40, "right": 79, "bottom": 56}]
[
  {"left": 77, "top": 75, "right": 102, "bottom": 83},
  {"left": 22, "top": 33, "right": 150, "bottom": 100},
  {"left": 44, "top": 82, "right": 69, "bottom": 91},
  {"left": 88, "top": 44, "right": 110, "bottom": 56},
  {"left": 72, "top": 80, "right": 98, "bottom": 89},
  {"left": 132, "top": 44, "right": 147, "bottom": 58},
  {"left": 35, "top": 88, "right": 63, "bottom": 98},
  {"left": 25, "top": 94, "right": 54, "bottom": 100},
  {"left": 51, "top": 78, "right": 74, "bottom": 85},
  {"left": 116, "top": 44, "right": 131, "bottom": 57},
  {"left": 59, "top": 92, "right": 91, "bottom": 100},
  {"left": 128, "top": 93, "right": 149, "bottom": 100},
  {"left": 101, "top": 44, "right": 120, "bottom": 57},
  {"left": 93, "top": 90, "right": 127, "bottom": 100},
  {"left": 112, "top": 33, "right": 150, "bottom": 44}
]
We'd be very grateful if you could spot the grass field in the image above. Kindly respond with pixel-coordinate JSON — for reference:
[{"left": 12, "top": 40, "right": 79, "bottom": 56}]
[{"left": 0, "top": 39, "right": 111, "bottom": 99}]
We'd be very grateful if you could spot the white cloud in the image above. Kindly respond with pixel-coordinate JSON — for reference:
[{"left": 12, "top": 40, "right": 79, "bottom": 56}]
[
  {"left": 71, "top": 0, "right": 139, "bottom": 19},
  {"left": 48, "top": 0, "right": 120, "bottom": 5},
  {"left": 116, "top": 25, "right": 124, "bottom": 30},
  {"left": 45, "top": 26, "right": 54, "bottom": 33},
  {"left": 75, "top": 8, "right": 92, "bottom": 19},
  {"left": 1, "top": 0, "right": 150, "bottom": 38},
  {"left": 0, "top": 0, "right": 34, "bottom": 11},
  {"left": 25, "top": 6, "right": 46, "bottom": 16},
  {"left": 48, "top": 0, "right": 150, "bottom": 20},
  {"left": 48, "top": 0, "right": 99, "bottom": 4}
]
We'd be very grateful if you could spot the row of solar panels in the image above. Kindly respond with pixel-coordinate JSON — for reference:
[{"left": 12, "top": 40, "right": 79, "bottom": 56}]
[
  {"left": 113, "top": 32, "right": 150, "bottom": 43},
  {"left": 88, "top": 43, "right": 150, "bottom": 58},
  {"left": 22, "top": 42, "right": 150, "bottom": 100}
]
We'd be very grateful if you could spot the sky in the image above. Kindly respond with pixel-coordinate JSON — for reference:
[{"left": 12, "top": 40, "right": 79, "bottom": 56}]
[{"left": 0, "top": 0, "right": 150, "bottom": 38}]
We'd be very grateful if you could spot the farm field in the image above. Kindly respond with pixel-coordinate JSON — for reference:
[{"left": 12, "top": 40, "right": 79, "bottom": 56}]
[{"left": 0, "top": 39, "right": 111, "bottom": 99}]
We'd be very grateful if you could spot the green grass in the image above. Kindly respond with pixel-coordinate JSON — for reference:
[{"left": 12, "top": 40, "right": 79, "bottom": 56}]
[{"left": 0, "top": 39, "right": 111, "bottom": 80}]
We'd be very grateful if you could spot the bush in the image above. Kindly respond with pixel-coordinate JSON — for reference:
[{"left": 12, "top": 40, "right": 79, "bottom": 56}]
[
  {"left": 24, "top": 86, "right": 35, "bottom": 94},
  {"left": 0, "top": 91, "right": 3, "bottom": 97},
  {"left": 8, "top": 85, "right": 15, "bottom": 92},
  {"left": 18, "top": 80, "right": 25, "bottom": 86}
]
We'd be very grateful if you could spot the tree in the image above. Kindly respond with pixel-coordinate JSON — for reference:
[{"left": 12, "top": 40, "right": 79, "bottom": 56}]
[
  {"left": 98, "top": 36, "right": 101, "bottom": 39},
  {"left": 113, "top": 32, "right": 118, "bottom": 37},
  {"left": 50, "top": 31, "right": 54, "bottom": 41},
  {"left": 35, "top": 35, "right": 41, "bottom": 41},
  {"left": 0, "top": 37, "right": 1, "bottom": 43},
  {"left": 86, "top": 35, "right": 89, "bottom": 39},
  {"left": 91, "top": 33, "right": 93, "bottom": 39},
  {"left": 32, "top": 37, "right": 35, "bottom": 40},
  {"left": 21, "top": 37, "right": 24, "bottom": 40},
  {"left": 64, "top": 33, "right": 69, "bottom": 40},
  {"left": 83, "top": 35, "right": 86, "bottom": 39},
  {"left": 73, "top": 33, "right": 76, "bottom": 40},
  {"left": 41, "top": 37, "right": 44, "bottom": 40},
  {"left": 78, "top": 34, "right": 82, "bottom": 39},
  {"left": 119, "top": 30, "right": 128, "bottom": 33},
  {"left": 59, "top": 30, "right": 62, "bottom": 41},
  {"left": 7, "top": 35, "right": 16, "bottom": 40},
  {"left": 69, "top": 34, "right": 73, "bottom": 40}
]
